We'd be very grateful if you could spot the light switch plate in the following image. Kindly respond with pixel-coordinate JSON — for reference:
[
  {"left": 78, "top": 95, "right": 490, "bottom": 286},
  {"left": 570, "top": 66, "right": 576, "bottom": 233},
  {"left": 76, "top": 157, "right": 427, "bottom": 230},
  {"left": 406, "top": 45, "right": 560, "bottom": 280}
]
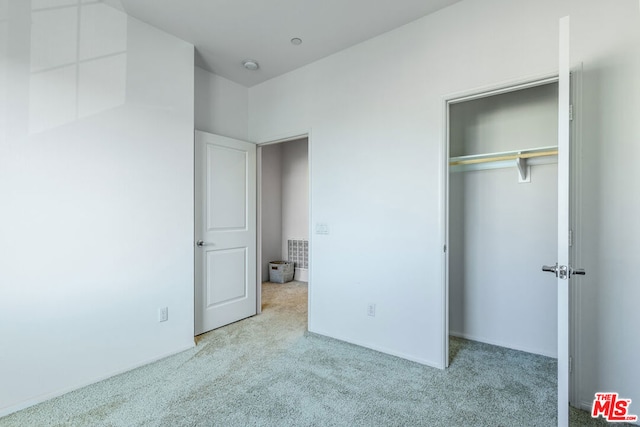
[{"left": 315, "top": 223, "right": 329, "bottom": 235}]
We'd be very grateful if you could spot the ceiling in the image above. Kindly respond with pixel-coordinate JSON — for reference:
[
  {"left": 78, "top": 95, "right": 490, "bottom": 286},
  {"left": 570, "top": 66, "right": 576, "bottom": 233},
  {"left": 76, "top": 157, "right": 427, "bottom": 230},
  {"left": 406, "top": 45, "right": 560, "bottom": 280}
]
[{"left": 107, "top": 0, "right": 462, "bottom": 87}]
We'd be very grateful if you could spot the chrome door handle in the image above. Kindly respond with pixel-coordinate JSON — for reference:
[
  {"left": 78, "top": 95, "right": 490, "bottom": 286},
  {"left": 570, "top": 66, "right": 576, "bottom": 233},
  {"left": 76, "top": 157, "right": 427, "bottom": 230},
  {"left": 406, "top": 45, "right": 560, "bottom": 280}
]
[
  {"left": 571, "top": 268, "right": 586, "bottom": 276},
  {"left": 542, "top": 263, "right": 586, "bottom": 278}
]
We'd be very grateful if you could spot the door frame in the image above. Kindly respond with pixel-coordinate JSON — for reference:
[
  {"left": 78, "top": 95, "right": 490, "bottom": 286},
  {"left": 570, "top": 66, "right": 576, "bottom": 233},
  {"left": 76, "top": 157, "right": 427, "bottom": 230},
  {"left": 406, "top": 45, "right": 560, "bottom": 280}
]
[
  {"left": 440, "top": 73, "right": 582, "bottom": 402},
  {"left": 255, "top": 131, "right": 312, "bottom": 321},
  {"left": 568, "top": 65, "right": 584, "bottom": 411}
]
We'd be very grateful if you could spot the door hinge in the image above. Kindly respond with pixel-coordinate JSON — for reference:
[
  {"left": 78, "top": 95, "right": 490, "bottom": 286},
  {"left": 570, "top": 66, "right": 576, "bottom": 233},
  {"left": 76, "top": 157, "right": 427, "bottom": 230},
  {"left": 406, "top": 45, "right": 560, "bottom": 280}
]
[
  {"left": 569, "top": 356, "right": 573, "bottom": 373},
  {"left": 569, "top": 104, "right": 574, "bottom": 121},
  {"left": 568, "top": 229, "right": 573, "bottom": 247},
  {"left": 444, "top": 244, "right": 447, "bottom": 253}
]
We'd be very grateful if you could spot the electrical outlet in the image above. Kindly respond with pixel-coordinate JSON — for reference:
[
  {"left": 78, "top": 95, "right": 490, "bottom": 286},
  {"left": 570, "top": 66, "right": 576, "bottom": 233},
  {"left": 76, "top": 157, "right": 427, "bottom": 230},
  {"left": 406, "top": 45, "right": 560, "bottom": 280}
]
[
  {"left": 367, "top": 303, "right": 376, "bottom": 317},
  {"left": 158, "top": 307, "right": 168, "bottom": 322}
]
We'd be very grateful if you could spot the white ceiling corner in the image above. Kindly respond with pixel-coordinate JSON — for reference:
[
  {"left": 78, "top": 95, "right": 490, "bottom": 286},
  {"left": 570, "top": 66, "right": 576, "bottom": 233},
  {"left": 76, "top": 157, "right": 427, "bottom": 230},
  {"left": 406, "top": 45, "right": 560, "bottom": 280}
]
[{"left": 107, "top": 0, "right": 463, "bottom": 87}]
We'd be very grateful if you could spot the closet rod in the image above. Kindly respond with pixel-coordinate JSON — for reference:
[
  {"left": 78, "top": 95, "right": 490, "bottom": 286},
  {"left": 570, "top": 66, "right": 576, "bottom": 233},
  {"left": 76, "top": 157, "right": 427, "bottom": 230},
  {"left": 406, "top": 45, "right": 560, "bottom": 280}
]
[{"left": 449, "top": 149, "right": 558, "bottom": 166}]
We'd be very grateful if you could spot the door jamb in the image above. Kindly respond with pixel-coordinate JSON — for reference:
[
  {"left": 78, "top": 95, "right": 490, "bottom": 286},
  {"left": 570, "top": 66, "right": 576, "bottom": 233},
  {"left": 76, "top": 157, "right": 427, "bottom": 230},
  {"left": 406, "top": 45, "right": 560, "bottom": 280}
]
[{"left": 569, "top": 65, "right": 583, "bottom": 409}]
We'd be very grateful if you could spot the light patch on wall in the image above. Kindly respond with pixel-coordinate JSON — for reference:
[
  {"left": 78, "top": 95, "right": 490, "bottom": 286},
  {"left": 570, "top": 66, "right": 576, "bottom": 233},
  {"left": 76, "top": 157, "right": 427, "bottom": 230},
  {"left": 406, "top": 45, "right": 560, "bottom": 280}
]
[
  {"left": 27, "top": 2, "right": 127, "bottom": 134},
  {"left": 79, "top": 3, "right": 127, "bottom": 60},
  {"left": 29, "top": 65, "right": 77, "bottom": 133},
  {"left": 78, "top": 53, "right": 127, "bottom": 118},
  {"left": 30, "top": 7, "right": 78, "bottom": 72}
]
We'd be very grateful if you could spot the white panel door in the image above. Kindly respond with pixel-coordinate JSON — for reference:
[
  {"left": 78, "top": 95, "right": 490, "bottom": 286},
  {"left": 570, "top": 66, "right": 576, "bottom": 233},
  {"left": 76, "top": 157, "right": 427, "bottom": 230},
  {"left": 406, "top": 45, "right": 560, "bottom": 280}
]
[{"left": 195, "top": 131, "right": 257, "bottom": 335}]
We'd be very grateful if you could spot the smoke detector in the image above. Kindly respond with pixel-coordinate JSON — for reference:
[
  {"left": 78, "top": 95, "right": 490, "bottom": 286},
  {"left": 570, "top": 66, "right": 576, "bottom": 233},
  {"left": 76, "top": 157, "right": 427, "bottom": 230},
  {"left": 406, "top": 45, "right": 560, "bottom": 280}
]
[{"left": 242, "top": 59, "right": 259, "bottom": 70}]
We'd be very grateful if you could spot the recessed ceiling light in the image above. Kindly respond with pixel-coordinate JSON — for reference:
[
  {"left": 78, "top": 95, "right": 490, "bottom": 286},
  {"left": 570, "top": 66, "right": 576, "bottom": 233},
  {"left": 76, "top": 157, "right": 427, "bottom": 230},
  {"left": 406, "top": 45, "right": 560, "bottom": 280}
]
[
  {"left": 242, "top": 59, "right": 259, "bottom": 70},
  {"left": 290, "top": 37, "right": 303, "bottom": 46}
]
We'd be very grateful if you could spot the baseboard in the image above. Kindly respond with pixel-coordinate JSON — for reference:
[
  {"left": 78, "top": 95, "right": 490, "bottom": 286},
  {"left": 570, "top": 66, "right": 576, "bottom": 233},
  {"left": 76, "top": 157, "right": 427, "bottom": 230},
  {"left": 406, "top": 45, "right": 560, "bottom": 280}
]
[
  {"left": 579, "top": 400, "right": 592, "bottom": 412},
  {"left": 449, "top": 330, "right": 557, "bottom": 359},
  {"left": 0, "top": 342, "right": 195, "bottom": 418},
  {"left": 294, "top": 268, "right": 308, "bottom": 282},
  {"left": 307, "top": 328, "right": 442, "bottom": 369}
]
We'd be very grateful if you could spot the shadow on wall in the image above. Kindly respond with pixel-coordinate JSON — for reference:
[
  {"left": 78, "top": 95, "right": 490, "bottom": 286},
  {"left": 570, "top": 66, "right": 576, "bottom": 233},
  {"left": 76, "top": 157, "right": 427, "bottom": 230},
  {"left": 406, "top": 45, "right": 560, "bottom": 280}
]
[
  {"left": 448, "top": 170, "right": 467, "bottom": 358},
  {"left": 579, "top": 53, "right": 639, "bottom": 395}
]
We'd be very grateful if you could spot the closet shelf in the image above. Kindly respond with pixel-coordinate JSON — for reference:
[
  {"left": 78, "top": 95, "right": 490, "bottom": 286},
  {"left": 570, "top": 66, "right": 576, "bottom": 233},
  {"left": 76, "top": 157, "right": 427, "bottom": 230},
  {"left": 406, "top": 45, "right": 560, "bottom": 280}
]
[{"left": 449, "top": 146, "right": 558, "bottom": 182}]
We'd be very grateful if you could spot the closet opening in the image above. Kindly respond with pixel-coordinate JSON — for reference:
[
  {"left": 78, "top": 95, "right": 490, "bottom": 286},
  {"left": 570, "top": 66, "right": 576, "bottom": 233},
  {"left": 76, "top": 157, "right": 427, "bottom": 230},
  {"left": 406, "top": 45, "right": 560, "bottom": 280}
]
[
  {"left": 445, "top": 78, "right": 560, "bottom": 367},
  {"left": 257, "top": 136, "right": 310, "bottom": 327}
]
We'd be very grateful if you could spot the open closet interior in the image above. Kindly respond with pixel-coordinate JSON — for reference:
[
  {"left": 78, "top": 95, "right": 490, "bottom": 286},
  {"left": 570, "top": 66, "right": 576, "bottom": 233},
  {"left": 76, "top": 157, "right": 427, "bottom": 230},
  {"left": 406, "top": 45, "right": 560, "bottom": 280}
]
[
  {"left": 448, "top": 81, "right": 559, "bottom": 358},
  {"left": 261, "top": 138, "right": 309, "bottom": 283}
]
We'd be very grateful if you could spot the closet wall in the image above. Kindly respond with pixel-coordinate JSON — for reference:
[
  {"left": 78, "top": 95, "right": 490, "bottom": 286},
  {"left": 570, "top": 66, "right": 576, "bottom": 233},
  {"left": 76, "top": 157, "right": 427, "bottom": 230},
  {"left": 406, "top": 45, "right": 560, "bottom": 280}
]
[
  {"left": 449, "top": 83, "right": 559, "bottom": 357},
  {"left": 261, "top": 138, "right": 309, "bottom": 282}
]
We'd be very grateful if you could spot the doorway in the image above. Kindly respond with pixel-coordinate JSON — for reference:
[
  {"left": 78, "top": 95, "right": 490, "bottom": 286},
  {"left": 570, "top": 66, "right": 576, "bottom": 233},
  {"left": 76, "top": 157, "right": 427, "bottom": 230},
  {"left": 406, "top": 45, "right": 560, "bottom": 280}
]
[
  {"left": 257, "top": 136, "right": 310, "bottom": 317},
  {"left": 445, "top": 78, "right": 561, "bottom": 366}
]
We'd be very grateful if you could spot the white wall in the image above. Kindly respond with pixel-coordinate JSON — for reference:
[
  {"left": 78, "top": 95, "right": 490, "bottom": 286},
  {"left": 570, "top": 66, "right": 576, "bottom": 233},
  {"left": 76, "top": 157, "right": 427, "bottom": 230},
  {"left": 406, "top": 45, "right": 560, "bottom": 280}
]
[
  {"left": 450, "top": 166, "right": 558, "bottom": 358},
  {"left": 195, "top": 66, "right": 248, "bottom": 141},
  {"left": 281, "top": 139, "right": 309, "bottom": 262},
  {"left": 449, "top": 84, "right": 559, "bottom": 157},
  {"left": 0, "top": 2, "right": 195, "bottom": 416},
  {"left": 449, "top": 83, "right": 559, "bottom": 358},
  {"left": 248, "top": 0, "right": 640, "bottom": 413},
  {"left": 250, "top": 0, "right": 564, "bottom": 366},
  {"left": 570, "top": 0, "right": 640, "bottom": 413},
  {"left": 261, "top": 143, "right": 283, "bottom": 281}
]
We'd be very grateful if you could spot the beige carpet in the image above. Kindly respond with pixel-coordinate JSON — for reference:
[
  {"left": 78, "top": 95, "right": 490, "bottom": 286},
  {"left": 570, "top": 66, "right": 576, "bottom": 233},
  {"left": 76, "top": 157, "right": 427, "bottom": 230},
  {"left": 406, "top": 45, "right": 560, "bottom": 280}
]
[{"left": 0, "top": 281, "right": 619, "bottom": 426}]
